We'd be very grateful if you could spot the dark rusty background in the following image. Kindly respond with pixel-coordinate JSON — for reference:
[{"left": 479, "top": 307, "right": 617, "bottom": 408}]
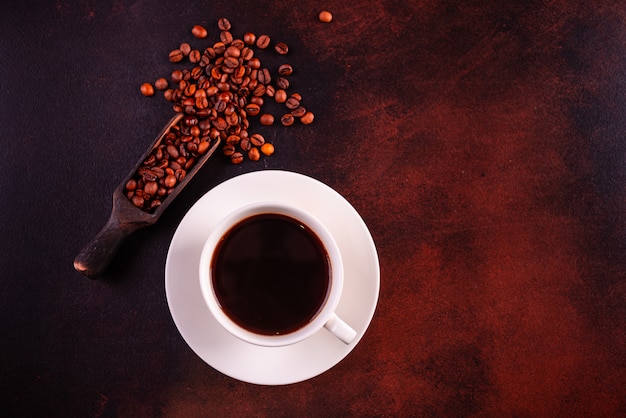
[{"left": 2, "top": 0, "right": 625, "bottom": 416}]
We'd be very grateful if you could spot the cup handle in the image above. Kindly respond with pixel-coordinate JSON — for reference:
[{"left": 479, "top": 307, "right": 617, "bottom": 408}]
[{"left": 324, "top": 313, "right": 357, "bottom": 344}]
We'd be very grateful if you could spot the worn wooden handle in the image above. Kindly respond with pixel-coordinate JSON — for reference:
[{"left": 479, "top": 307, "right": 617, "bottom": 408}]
[{"left": 73, "top": 215, "right": 144, "bottom": 279}]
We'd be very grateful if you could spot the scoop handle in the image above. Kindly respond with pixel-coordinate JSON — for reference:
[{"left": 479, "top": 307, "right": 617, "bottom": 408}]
[{"left": 73, "top": 213, "right": 144, "bottom": 279}]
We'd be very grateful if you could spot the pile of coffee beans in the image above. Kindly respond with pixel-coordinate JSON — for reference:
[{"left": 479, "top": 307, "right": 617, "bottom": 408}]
[
  {"left": 128, "top": 17, "right": 315, "bottom": 212},
  {"left": 140, "top": 17, "right": 314, "bottom": 165},
  {"left": 124, "top": 115, "right": 216, "bottom": 212}
]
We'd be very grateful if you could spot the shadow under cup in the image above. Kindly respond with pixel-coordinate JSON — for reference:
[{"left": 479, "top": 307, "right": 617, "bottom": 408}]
[{"left": 199, "top": 202, "right": 352, "bottom": 347}]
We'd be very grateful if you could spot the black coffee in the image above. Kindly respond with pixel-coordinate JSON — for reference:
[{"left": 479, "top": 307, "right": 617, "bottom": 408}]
[{"left": 211, "top": 213, "right": 330, "bottom": 335}]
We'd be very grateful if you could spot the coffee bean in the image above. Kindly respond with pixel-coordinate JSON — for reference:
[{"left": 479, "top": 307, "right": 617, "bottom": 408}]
[
  {"left": 291, "top": 106, "right": 306, "bottom": 117},
  {"left": 164, "top": 175, "right": 177, "bottom": 188},
  {"left": 280, "top": 113, "right": 294, "bottom": 126},
  {"left": 258, "top": 68, "right": 271, "bottom": 85},
  {"left": 140, "top": 83, "right": 154, "bottom": 96},
  {"left": 220, "top": 31, "right": 233, "bottom": 44},
  {"left": 260, "top": 143, "right": 274, "bottom": 156},
  {"left": 218, "top": 18, "right": 231, "bottom": 31},
  {"left": 245, "top": 103, "right": 261, "bottom": 116},
  {"left": 155, "top": 78, "right": 169, "bottom": 90},
  {"left": 256, "top": 34, "right": 270, "bottom": 49},
  {"left": 169, "top": 49, "right": 184, "bottom": 62},
  {"left": 274, "top": 42, "right": 288, "bottom": 55},
  {"left": 278, "top": 64, "right": 293, "bottom": 76},
  {"left": 179, "top": 43, "right": 192, "bottom": 56},
  {"left": 300, "top": 111, "right": 315, "bottom": 124},
  {"left": 250, "top": 133, "right": 265, "bottom": 146},
  {"left": 192, "top": 25, "right": 208, "bottom": 39},
  {"left": 189, "top": 50, "right": 201, "bottom": 63},
  {"left": 260, "top": 114, "right": 274, "bottom": 126},
  {"left": 274, "top": 89, "right": 287, "bottom": 103},
  {"left": 276, "top": 77, "right": 289, "bottom": 90},
  {"left": 125, "top": 179, "right": 137, "bottom": 191},
  {"left": 230, "top": 152, "right": 244, "bottom": 164},
  {"left": 318, "top": 11, "right": 333, "bottom": 23},
  {"left": 285, "top": 97, "right": 300, "bottom": 109},
  {"left": 243, "top": 32, "right": 256, "bottom": 45},
  {"left": 248, "top": 147, "right": 260, "bottom": 161}
]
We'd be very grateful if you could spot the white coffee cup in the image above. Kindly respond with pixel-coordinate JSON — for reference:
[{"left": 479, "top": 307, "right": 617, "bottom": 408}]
[{"left": 199, "top": 201, "right": 356, "bottom": 347}]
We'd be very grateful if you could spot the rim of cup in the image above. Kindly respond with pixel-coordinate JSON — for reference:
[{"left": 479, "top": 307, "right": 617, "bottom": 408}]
[{"left": 199, "top": 201, "right": 344, "bottom": 347}]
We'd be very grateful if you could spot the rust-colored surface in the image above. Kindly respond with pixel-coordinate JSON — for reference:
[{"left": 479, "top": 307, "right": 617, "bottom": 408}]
[{"left": 1, "top": 0, "right": 625, "bottom": 416}]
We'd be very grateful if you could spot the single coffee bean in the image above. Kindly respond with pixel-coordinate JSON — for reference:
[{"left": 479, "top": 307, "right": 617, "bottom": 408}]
[
  {"left": 280, "top": 113, "right": 294, "bottom": 126},
  {"left": 245, "top": 103, "right": 261, "bottom": 116},
  {"left": 169, "top": 49, "right": 184, "bottom": 62},
  {"left": 140, "top": 83, "right": 154, "bottom": 96},
  {"left": 318, "top": 11, "right": 333, "bottom": 23},
  {"left": 248, "top": 147, "right": 260, "bottom": 161},
  {"left": 300, "top": 111, "right": 315, "bottom": 125},
  {"left": 260, "top": 114, "right": 274, "bottom": 126},
  {"left": 278, "top": 64, "right": 293, "bottom": 76},
  {"left": 265, "top": 85, "right": 275, "bottom": 97},
  {"left": 213, "top": 41, "right": 226, "bottom": 54},
  {"left": 230, "top": 152, "right": 244, "bottom": 164},
  {"left": 274, "top": 89, "right": 287, "bottom": 103},
  {"left": 260, "top": 143, "right": 274, "bottom": 156},
  {"left": 179, "top": 42, "right": 192, "bottom": 56},
  {"left": 225, "top": 46, "right": 240, "bottom": 58},
  {"left": 171, "top": 69, "right": 183, "bottom": 82},
  {"left": 285, "top": 97, "right": 300, "bottom": 109},
  {"left": 220, "top": 31, "right": 233, "bottom": 44},
  {"left": 218, "top": 17, "right": 231, "bottom": 31},
  {"left": 258, "top": 68, "right": 271, "bottom": 85},
  {"left": 167, "top": 144, "right": 180, "bottom": 159},
  {"left": 250, "top": 133, "right": 265, "bottom": 146},
  {"left": 144, "top": 181, "right": 158, "bottom": 196},
  {"left": 125, "top": 179, "right": 137, "bottom": 191},
  {"left": 274, "top": 42, "right": 288, "bottom": 55},
  {"left": 276, "top": 77, "right": 289, "bottom": 90},
  {"left": 155, "top": 78, "right": 169, "bottom": 90},
  {"left": 164, "top": 175, "right": 177, "bottom": 188},
  {"left": 197, "top": 140, "right": 210, "bottom": 154},
  {"left": 192, "top": 25, "right": 208, "bottom": 39},
  {"left": 222, "top": 143, "right": 236, "bottom": 156},
  {"left": 291, "top": 106, "right": 307, "bottom": 117},
  {"left": 189, "top": 50, "right": 201, "bottom": 63},
  {"left": 243, "top": 32, "right": 256, "bottom": 45},
  {"left": 131, "top": 195, "right": 145, "bottom": 208},
  {"left": 256, "top": 34, "right": 270, "bottom": 49}
]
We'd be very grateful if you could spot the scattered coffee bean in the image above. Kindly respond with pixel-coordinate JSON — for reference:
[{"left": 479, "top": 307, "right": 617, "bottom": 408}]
[
  {"left": 140, "top": 83, "right": 155, "bottom": 96},
  {"left": 274, "top": 42, "right": 288, "bottom": 55},
  {"left": 256, "top": 34, "right": 270, "bottom": 49},
  {"left": 260, "top": 143, "right": 274, "bottom": 156},
  {"left": 278, "top": 64, "right": 293, "bottom": 76},
  {"left": 243, "top": 32, "right": 256, "bottom": 45},
  {"left": 281, "top": 113, "right": 294, "bottom": 126},
  {"left": 155, "top": 78, "right": 169, "bottom": 90},
  {"left": 275, "top": 89, "right": 287, "bottom": 103},
  {"left": 218, "top": 18, "right": 231, "bottom": 31},
  {"left": 169, "top": 49, "right": 184, "bottom": 62},
  {"left": 260, "top": 114, "right": 275, "bottom": 126},
  {"left": 318, "top": 11, "right": 333, "bottom": 23},
  {"left": 300, "top": 111, "right": 315, "bottom": 125},
  {"left": 192, "top": 25, "right": 208, "bottom": 38},
  {"left": 248, "top": 147, "right": 260, "bottom": 161}
]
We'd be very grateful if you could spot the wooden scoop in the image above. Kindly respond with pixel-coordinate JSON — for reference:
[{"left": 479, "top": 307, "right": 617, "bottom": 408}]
[{"left": 74, "top": 113, "right": 221, "bottom": 279}]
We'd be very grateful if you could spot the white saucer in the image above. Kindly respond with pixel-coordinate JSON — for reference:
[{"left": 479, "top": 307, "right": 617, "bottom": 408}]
[{"left": 165, "top": 170, "right": 380, "bottom": 385}]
